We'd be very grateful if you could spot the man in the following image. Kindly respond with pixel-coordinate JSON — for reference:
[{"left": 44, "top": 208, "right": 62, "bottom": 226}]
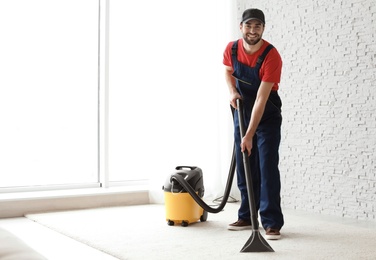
[{"left": 223, "top": 8, "right": 284, "bottom": 240}]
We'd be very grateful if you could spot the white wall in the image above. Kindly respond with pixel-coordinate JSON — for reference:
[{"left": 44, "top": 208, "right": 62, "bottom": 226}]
[{"left": 239, "top": 0, "right": 376, "bottom": 220}]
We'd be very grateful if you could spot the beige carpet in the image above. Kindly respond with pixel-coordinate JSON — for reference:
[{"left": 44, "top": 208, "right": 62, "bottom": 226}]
[{"left": 26, "top": 203, "right": 376, "bottom": 260}]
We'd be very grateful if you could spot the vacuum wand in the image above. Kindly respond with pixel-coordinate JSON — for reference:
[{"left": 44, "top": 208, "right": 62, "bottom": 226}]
[
  {"left": 236, "top": 98, "right": 274, "bottom": 252},
  {"left": 236, "top": 99, "right": 259, "bottom": 231}
]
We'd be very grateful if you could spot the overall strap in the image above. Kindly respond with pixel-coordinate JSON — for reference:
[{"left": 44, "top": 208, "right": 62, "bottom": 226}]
[
  {"left": 255, "top": 44, "right": 274, "bottom": 70},
  {"left": 231, "top": 40, "right": 239, "bottom": 63}
]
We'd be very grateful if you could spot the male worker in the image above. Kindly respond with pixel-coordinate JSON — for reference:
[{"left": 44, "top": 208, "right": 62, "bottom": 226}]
[{"left": 223, "top": 8, "right": 284, "bottom": 240}]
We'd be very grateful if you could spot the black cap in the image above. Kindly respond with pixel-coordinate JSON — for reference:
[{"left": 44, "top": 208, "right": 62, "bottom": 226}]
[{"left": 241, "top": 8, "right": 265, "bottom": 24}]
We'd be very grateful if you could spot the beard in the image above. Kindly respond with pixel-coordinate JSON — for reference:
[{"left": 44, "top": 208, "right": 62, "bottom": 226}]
[{"left": 243, "top": 33, "right": 262, "bottom": 45}]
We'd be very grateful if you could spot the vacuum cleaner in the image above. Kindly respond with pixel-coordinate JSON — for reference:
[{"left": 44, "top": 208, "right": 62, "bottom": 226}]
[
  {"left": 163, "top": 166, "right": 208, "bottom": 227},
  {"left": 163, "top": 99, "right": 274, "bottom": 252}
]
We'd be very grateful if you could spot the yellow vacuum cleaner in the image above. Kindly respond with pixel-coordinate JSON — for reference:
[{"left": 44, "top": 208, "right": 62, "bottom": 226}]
[
  {"left": 163, "top": 142, "right": 237, "bottom": 226},
  {"left": 163, "top": 166, "right": 208, "bottom": 227}
]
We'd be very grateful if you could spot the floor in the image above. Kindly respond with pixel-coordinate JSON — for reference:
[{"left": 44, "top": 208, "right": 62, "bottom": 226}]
[{"left": 1, "top": 203, "right": 376, "bottom": 260}]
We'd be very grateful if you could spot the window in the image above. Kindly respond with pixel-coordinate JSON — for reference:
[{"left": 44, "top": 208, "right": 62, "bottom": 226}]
[{"left": 0, "top": 0, "right": 99, "bottom": 188}]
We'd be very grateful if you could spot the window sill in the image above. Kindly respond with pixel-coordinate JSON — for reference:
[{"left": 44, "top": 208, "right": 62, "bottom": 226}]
[{"left": 0, "top": 183, "right": 150, "bottom": 218}]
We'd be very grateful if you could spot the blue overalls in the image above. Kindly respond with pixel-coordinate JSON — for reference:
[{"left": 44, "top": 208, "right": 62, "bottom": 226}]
[{"left": 231, "top": 40, "right": 284, "bottom": 230}]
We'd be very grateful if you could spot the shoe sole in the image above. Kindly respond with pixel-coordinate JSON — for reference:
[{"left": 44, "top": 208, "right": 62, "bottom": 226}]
[
  {"left": 227, "top": 226, "right": 252, "bottom": 231},
  {"left": 265, "top": 234, "right": 281, "bottom": 240}
]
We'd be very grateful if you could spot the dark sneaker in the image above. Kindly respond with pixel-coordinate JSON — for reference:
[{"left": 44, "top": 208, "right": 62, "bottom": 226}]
[
  {"left": 265, "top": 228, "right": 281, "bottom": 240},
  {"left": 227, "top": 219, "right": 252, "bottom": 231}
]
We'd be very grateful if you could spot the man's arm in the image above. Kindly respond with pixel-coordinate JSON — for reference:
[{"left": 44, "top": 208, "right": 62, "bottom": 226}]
[
  {"left": 241, "top": 81, "right": 274, "bottom": 155},
  {"left": 225, "top": 65, "right": 241, "bottom": 108}
]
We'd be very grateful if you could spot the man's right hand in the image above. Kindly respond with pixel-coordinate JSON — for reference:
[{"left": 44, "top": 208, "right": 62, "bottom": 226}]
[{"left": 230, "top": 92, "right": 242, "bottom": 109}]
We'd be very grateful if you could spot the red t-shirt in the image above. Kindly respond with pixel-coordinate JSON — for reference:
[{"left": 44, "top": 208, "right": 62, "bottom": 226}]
[{"left": 223, "top": 39, "right": 282, "bottom": 91}]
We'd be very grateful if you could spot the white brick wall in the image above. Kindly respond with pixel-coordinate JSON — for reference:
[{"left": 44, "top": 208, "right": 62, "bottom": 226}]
[{"left": 239, "top": 0, "right": 376, "bottom": 220}]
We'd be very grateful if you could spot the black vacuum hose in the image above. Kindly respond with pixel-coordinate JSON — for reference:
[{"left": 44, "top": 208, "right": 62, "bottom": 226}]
[{"left": 170, "top": 106, "right": 237, "bottom": 214}]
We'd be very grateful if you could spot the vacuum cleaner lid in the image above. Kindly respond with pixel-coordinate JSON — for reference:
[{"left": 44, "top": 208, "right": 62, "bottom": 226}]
[{"left": 163, "top": 166, "right": 204, "bottom": 193}]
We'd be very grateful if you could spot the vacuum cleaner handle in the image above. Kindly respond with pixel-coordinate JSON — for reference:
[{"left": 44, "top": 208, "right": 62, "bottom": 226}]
[
  {"left": 236, "top": 99, "right": 259, "bottom": 231},
  {"left": 175, "top": 166, "right": 198, "bottom": 171}
]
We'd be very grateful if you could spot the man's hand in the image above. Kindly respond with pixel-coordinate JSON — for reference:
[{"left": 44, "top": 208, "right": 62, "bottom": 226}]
[
  {"left": 241, "top": 135, "right": 253, "bottom": 156},
  {"left": 230, "top": 92, "right": 242, "bottom": 109}
]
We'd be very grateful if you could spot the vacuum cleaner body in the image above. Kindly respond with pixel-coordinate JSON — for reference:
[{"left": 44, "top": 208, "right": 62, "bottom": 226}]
[{"left": 163, "top": 166, "right": 207, "bottom": 226}]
